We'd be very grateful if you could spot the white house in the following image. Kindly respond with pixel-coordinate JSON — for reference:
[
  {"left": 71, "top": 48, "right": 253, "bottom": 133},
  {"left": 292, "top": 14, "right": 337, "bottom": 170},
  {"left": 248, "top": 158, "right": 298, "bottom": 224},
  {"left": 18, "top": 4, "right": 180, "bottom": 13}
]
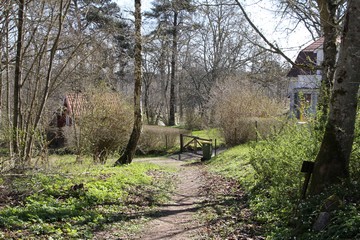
[{"left": 287, "top": 37, "right": 324, "bottom": 120}]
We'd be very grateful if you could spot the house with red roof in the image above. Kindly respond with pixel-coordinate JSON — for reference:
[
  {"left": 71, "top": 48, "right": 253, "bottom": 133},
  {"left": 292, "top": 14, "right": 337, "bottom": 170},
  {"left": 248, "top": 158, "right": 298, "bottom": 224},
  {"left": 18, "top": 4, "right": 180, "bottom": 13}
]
[
  {"left": 287, "top": 37, "right": 324, "bottom": 120},
  {"left": 48, "top": 93, "right": 87, "bottom": 148},
  {"left": 50, "top": 93, "right": 87, "bottom": 128}
]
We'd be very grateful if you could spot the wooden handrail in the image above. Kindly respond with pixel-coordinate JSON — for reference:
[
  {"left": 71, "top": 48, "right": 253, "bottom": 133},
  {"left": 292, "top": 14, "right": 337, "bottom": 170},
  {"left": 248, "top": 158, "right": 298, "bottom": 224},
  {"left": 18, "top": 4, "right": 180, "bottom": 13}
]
[{"left": 181, "top": 134, "right": 212, "bottom": 143}]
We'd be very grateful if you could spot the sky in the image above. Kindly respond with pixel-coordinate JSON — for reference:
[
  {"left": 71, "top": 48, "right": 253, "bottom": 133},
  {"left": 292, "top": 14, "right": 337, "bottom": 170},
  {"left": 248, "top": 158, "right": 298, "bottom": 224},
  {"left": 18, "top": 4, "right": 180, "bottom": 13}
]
[{"left": 115, "top": 0, "right": 314, "bottom": 61}]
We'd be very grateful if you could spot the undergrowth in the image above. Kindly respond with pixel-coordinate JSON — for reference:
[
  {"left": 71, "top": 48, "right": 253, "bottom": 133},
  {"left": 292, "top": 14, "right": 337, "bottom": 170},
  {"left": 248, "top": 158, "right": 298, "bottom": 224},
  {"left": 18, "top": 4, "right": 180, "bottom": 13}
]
[
  {"left": 207, "top": 119, "right": 360, "bottom": 239},
  {"left": 0, "top": 156, "right": 174, "bottom": 239}
]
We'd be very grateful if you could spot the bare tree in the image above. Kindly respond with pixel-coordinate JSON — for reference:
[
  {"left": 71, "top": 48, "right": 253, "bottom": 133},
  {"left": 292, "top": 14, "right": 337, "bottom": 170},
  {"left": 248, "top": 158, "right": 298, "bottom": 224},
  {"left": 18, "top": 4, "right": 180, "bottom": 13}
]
[
  {"left": 12, "top": 0, "right": 25, "bottom": 162},
  {"left": 179, "top": 0, "right": 260, "bottom": 118},
  {"left": 277, "top": 0, "right": 322, "bottom": 39},
  {"left": 146, "top": 0, "right": 195, "bottom": 126},
  {"left": 0, "top": 1, "right": 15, "bottom": 156}
]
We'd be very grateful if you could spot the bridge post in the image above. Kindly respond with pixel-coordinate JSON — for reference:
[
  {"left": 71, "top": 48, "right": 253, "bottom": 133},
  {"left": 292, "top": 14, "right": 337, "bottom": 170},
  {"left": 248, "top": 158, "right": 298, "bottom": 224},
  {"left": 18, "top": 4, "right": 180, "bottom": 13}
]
[{"left": 180, "top": 134, "right": 184, "bottom": 153}]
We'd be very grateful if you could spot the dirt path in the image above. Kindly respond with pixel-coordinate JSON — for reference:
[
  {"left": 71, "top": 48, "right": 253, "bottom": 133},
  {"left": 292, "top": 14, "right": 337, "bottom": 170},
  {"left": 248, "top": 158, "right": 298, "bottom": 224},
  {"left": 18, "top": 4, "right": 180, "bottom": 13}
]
[{"left": 135, "top": 155, "right": 207, "bottom": 240}]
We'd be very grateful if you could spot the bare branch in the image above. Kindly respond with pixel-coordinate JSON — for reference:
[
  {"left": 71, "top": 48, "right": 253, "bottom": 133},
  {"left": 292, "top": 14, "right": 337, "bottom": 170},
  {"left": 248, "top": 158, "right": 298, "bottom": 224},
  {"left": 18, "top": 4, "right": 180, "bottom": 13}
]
[{"left": 233, "top": 0, "right": 297, "bottom": 66}]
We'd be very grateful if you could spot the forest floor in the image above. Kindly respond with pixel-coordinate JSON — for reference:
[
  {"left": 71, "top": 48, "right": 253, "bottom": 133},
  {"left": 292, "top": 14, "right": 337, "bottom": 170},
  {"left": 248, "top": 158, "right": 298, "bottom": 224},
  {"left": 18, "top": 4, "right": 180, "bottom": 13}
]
[
  {"left": 0, "top": 153, "right": 263, "bottom": 239},
  {"left": 131, "top": 154, "right": 263, "bottom": 240}
]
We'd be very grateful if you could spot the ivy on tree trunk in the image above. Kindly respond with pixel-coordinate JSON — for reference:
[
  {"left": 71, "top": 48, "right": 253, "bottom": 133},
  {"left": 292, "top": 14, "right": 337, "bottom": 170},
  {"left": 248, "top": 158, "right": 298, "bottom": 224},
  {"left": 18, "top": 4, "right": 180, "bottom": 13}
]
[{"left": 316, "top": 0, "right": 338, "bottom": 125}]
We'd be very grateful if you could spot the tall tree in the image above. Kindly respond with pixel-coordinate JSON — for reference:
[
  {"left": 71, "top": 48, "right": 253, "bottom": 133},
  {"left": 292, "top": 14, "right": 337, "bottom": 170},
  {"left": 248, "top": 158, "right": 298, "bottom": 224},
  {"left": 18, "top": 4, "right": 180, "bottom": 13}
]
[
  {"left": 146, "top": 0, "right": 195, "bottom": 126},
  {"left": 13, "top": 0, "right": 25, "bottom": 161},
  {"left": 115, "top": 0, "right": 142, "bottom": 165},
  {"left": 181, "top": 0, "right": 256, "bottom": 116},
  {"left": 310, "top": 0, "right": 360, "bottom": 194},
  {"left": 1, "top": 2, "right": 18, "bottom": 157}
]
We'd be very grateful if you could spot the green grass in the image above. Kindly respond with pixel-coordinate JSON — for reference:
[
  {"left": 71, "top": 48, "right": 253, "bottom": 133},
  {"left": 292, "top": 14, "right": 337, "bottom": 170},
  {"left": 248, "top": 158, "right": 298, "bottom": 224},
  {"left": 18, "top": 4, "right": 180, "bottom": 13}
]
[
  {"left": 0, "top": 156, "right": 174, "bottom": 239},
  {"left": 206, "top": 144, "right": 254, "bottom": 186}
]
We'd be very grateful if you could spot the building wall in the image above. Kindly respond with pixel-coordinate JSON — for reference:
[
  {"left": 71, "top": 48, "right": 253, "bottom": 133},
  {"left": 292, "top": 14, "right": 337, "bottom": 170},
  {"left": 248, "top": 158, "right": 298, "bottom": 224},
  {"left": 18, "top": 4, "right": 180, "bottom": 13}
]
[
  {"left": 289, "top": 74, "right": 321, "bottom": 119},
  {"left": 288, "top": 45, "right": 323, "bottom": 119}
]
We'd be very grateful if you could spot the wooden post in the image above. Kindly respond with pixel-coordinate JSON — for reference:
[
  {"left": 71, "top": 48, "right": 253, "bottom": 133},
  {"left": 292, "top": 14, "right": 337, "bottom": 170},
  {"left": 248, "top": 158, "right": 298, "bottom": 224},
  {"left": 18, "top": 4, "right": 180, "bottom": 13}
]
[
  {"left": 234, "top": 128, "right": 237, "bottom": 143},
  {"left": 180, "top": 134, "right": 183, "bottom": 153},
  {"left": 165, "top": 135, "right": 168, "bottom": 149},
  {"left": 255, "top": 121, "right": 258, "bottom": 142},
  {"left": 194, "top": 139, "right": 197, "bottom": 155},
  {"left": 214, "top": 139, "right": 217, "bottom": 156},
  {"left": 302, "top": 173, "right": 312, "bottom": 199}
]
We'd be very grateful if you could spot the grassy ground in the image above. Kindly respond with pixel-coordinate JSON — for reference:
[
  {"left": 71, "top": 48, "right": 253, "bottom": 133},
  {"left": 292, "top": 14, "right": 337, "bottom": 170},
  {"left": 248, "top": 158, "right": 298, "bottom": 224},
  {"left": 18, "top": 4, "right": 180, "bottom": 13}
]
[
  {"left": 206, "top": 144, "right": 254, "bottom": 186},
  {"left": 0, "top": 156, "right": 175, "bottom": 239}
]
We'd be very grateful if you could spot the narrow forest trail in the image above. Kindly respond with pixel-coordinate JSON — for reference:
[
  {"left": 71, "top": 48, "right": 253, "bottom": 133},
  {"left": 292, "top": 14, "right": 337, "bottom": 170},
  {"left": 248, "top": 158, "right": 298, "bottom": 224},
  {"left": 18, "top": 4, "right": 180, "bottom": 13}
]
[
  {"left": 126, "top": 155, "right": 263, "bottom": 240},
  {"left": 134, "top": 156, "right": 207, "bottom": 240}
]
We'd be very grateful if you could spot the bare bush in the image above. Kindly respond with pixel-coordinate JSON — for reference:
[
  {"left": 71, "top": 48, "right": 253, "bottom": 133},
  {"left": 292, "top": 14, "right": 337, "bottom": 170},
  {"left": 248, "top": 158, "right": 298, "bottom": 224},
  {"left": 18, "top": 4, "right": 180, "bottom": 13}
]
[
  {"left": 79, "top": 91, "right": 133, "bottom": 163},
  {"left": 184, "top": 108, "right": 206, "bottom": 131},
  {"left": 210, "top": 77, "right": 286, "bottom": 145},
  {"left": 138, "top": 125, "right": 190, "bottom": 154}
]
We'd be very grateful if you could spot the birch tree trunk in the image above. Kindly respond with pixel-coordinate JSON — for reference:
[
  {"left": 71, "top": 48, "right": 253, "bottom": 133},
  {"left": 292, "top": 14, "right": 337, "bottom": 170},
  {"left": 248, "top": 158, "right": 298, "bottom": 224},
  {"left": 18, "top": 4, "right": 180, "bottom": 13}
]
[
  {"left": 115, "top": 0, "right": 142, "bottom": 165},
  {"left": 310, "top": 0, "right": 360, "bottom": 194}
]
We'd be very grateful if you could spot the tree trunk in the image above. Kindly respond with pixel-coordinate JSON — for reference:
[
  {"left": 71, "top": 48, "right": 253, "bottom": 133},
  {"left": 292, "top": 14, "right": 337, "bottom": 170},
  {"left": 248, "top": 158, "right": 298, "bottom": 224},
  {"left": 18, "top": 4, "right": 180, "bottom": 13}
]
[
  {"left": 169, "top": 10, "right": 178, "bottom": 126},
  {"left": 309, "top": 0, "right": 360, "bottom": 194},
  {"left": 115, "top": 0, "right": 142, "bottom": 165},
  {"left": 13, "top": 0, "right": 25, "bottom": 162},
  {"left": 0, "top": 17, "right": 3, "bottom": 127},
  {"left": 4, "top": 5, "right": 13, "bottom": 156},
  {"left": 316, "top": 0, "right": 338, "bottom": 124}
]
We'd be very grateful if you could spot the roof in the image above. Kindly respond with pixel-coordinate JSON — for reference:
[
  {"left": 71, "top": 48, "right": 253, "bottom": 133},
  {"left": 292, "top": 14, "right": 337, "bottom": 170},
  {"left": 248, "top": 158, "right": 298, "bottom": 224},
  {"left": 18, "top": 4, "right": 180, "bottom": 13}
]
[
  {"left": 64, "top": 93, "right": 87, "bottom": 116},
  {"left": 287, "top": 37, "right": 324, "bottom": 77},
  {"left": 303, "top": 37, "right": 324, "bottom": 52}
]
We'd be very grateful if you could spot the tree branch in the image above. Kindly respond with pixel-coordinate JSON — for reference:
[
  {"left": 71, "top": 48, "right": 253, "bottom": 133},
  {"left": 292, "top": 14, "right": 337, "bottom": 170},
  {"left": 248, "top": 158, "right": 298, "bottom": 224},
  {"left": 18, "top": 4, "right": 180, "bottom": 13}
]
[{"left": 233, "top": 0, "right": 297, "bottom": 66}]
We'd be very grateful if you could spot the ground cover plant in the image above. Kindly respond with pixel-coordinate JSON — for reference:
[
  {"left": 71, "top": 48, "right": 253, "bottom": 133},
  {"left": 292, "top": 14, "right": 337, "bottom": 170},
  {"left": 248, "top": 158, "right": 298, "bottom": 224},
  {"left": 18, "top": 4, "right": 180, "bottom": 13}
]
[
  {"left": 206, "top": 119, "right": 360, "bottom": 239},
  {"left": 0, "top": 156, "right": 175, "bottom": 239}
]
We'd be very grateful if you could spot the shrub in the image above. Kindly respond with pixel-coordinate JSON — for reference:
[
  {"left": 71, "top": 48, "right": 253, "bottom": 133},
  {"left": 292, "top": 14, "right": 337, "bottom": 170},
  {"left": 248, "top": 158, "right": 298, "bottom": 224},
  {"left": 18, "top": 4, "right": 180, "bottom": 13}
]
[
  {"left": 221, "top": 117, "right": 283, "bottom": 146},
  {"left": 248, "top": 120, "right": 323, "bottom": 236},
  {"left": 350, "top": 109, "right": 360, "bottom": 181},
  {"left": 78, "top": 91, "right": 133, "bottom": 163},
  {"left": 137, "top": 125, "right": 190, "bottom": 155},
  {"left": 210, "top": 77, "right": 286, "bottom": 146},
  {"left": 184, "top": 108, "right": 205, "bottom": 131}
]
